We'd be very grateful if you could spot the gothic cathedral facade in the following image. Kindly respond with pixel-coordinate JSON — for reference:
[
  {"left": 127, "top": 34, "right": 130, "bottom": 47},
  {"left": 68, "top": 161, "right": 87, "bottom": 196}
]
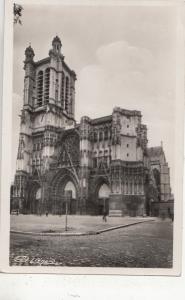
[{"left": 11, "top": 36, "right": 173, "bottom": 217}]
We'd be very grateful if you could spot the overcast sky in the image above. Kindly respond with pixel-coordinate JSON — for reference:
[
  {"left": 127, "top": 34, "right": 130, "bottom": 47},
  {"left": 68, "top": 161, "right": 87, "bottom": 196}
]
[{"left": 13, "top": 4, "right": 178, "bottom": 192}]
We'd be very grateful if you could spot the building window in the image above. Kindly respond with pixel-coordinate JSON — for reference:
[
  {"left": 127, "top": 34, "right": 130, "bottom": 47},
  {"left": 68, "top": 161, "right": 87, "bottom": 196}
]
[
  {"left": 94, "top": 132, "right": 98, "bottom": 142},
  {"left": 44, "top": 68, "right": 50, "bottom": 104},
  {"left": 93, "top": 157, "right": 97, "bottom": 168},
  {"left": 130, "top": 182, "right": 132, "bottom": 194},
  {"left": 65, "top": 77, "right": 69, "bottom": 112},
  {"left": 126, "top": 182, "right": 128, "bottom": 194},
  {"left": 127, "top": 144, "right": 129, "bottom": 148},
  {"left": 55, "top": 79, "right": 58, "bottom": 101},
  {"left": 104, "top": 156, "right": 108, "bottom": 167},
  {"left": 134, "top": 183, "right": 137, "bottom": 194},
  {"left": 127, "top": 153, "right": 129, "bottom": 157},
  {"left": 37, "top": 70, "right": 43, "bottom": 106},
  {"left": 99, "top": 131, "right": 103, "bottom": 141},
  {"left": 104, "top": 128, "right": 108, "bottom": 140},
  {"left": 61, "top": 72, "right": 65, "bottom": 109}
]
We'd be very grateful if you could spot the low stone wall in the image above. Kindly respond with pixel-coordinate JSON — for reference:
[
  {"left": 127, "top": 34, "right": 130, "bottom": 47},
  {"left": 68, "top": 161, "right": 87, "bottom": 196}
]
[
  {"left": 109, "top": 194, "right": 145, "bottom": 217},
  {"left": 151, "top": 200, "right": 174, "bottom": 218}
]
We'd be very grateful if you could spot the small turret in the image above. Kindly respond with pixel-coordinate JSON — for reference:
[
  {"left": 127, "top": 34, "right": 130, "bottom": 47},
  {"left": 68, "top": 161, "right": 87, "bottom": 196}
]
[
  {"left": 49, "top": 36, "right": 63, "bottom": 58},
  {"left": 52, "top": 36, "right": 62, "bottom": 53},
  {"left": 24, "top": 45, "right": 35, "bottom": 63}
]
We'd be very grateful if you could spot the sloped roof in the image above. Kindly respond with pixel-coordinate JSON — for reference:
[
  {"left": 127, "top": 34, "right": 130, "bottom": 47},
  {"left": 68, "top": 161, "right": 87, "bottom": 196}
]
[
  {"left": 147, "top": 146, "right": 163, "bottom": 158},
  {"left": 91, "top": 115, "right": 112, "bottom": 125},
  {"left": 35, "top": 57, "right": 50, "bottom": 67}
]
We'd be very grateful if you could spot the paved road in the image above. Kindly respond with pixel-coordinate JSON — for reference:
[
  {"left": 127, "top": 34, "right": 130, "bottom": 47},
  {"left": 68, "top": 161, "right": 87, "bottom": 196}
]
[{"left": 10, "top": 220, "right": 173, "bottom": 268}]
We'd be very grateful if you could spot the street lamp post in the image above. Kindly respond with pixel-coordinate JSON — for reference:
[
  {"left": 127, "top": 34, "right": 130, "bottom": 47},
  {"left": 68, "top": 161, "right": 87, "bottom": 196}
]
[
  {"left": 65, "top": 200, "right": 68, "bottom": 231},
  {"left": 64, "top": 190, "right": 72, "bottom": 231}
]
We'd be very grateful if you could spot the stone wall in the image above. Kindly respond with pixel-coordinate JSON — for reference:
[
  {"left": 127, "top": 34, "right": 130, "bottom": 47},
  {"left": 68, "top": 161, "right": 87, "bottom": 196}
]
[{"left": 151, "top": 200, "right": 174, "bottom": 218}]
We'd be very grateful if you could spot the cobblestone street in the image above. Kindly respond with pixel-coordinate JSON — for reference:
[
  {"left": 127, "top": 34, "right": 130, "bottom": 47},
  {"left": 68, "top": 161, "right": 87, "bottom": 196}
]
[{"left": 10, "top": 219, "right": 173, "bottom": 268}]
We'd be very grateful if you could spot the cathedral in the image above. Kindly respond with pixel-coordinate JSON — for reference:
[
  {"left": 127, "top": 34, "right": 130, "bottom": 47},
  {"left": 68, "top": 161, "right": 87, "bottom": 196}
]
[{"left": 11, "top": 36, "right": 173, "bottom": 217}]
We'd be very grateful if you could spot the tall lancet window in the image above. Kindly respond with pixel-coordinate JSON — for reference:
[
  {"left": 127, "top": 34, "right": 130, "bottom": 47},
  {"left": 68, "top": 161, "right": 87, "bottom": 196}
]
[
  {"left": 65, "top": 77, "right": 69, "bottom": 112},
  {"left": 37, "top": 71, "right": 43, "bottom": 106},
  {"left": 44, "top": 68, "right": 50, "bottom": 104},
  {"left": 60, "top": 72, "right": 65, "bottom": 109},
  {"left": 55, "top": 79, "right": 58, "bottom": 102}
]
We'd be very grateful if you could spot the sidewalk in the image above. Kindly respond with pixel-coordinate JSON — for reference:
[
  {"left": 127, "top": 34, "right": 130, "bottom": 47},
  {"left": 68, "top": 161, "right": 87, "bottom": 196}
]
[{"left": 10, "top": 215, "right": 155, "bottom": 236}]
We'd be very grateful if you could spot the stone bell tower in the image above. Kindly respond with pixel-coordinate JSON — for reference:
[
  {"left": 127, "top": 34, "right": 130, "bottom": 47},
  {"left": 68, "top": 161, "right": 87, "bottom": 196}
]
[{"left": 11, "top": 36, "right": 77, "bottom": 212}]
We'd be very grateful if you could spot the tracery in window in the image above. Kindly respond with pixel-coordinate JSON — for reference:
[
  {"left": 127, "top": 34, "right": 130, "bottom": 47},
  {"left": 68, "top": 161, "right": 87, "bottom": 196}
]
[{"left": 59, "top": 133, "right": 80, "bottom": 166}]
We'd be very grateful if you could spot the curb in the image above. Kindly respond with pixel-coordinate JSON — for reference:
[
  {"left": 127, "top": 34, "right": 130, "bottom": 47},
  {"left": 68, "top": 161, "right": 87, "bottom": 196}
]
[
  {"left": 10, "top": 219, "right": 155, "bottom": 237},
  {"left": 96, "top": 219, "right": 155, "bottom": 234}
]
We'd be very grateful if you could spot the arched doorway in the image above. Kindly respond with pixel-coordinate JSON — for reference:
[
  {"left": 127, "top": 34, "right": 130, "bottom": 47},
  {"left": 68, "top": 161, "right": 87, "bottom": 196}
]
[
  {"left": 35, "top": 187, "right": 41, "bottom": 214},
  {"left": 64, "top": 180, "right": 77, "bottom": 214},
  {"left": 29, "top": 184, "right": 41, "bottom": 214},
  {"left": 36, "top": 187, "right": 41, "bottom": 200},
  {"left": 98, "top": 183, "right": 110, "bottom": 215},
  {"left": 51, "top": 168, "right": 80, "bottom": 215}
]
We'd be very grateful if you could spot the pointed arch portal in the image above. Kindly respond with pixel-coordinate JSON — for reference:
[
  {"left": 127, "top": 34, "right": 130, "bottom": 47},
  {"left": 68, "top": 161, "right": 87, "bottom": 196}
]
[
  {"left": 28, "top": 183, "right": 41, "bottom": 214},
  {"left": 95, "top": 180, "right": 110, "bottom": 215},
  {"left": 98, "top": 183, "right": 110, "bottom": 199},
  {"left": 51, "top": 168, "right": 80, "bottom": 215},
  {"left": 64, "top": 181, "right": 76, "bottom": 199},
  {"left": 36, "top": 187, "right": 41, "bottom": 200}
]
